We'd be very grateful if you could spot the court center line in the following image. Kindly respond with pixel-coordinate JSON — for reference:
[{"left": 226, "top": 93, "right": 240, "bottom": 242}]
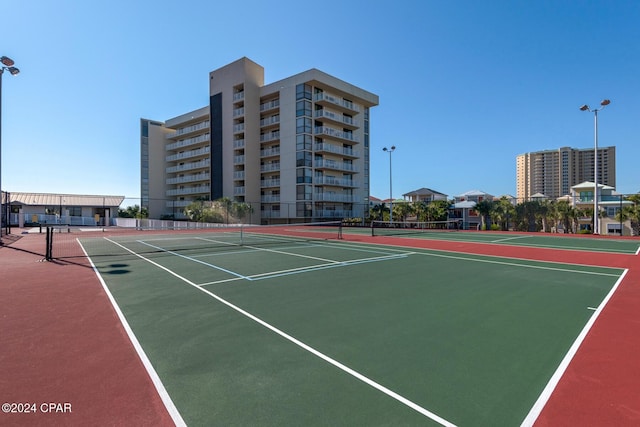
[
  {"left": 101, "top": 237, "right": 456, "bottom": 426},
  {"left": 196, "top": 236, "right": 341, "bottom": 264},
  {"left": 490, "top": 235, "right": 530, "bottom": 243},
  {"left": 136, "top": 240, "right": 251, "bottom": 280}
]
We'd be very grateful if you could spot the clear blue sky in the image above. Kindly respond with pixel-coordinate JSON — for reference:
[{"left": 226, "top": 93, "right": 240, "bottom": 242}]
[{"left": 3, "top": 1, "right": 639, "bottom": 205}]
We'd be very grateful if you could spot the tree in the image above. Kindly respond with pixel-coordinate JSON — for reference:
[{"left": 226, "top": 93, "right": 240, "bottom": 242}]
[
  {"left": 491, "top": 197, "right": 515, "bottom": 231},
  {"left": 474, "top": 199, "right": 494, "bottom": 230},
  {"left": 555, "top": 201, "right": 574, "bottom": 233},
  {"left": 623, "top": 194, "right": 640, "bottom": 235},
  {"left": 424, "top": 200, "right": 450, "bottom": 223},
  {"left": 118, "top": 205, "right": 148, "bottom": 219}
]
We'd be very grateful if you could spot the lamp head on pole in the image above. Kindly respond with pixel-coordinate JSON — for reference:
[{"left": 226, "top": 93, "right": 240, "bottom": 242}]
[
  {"left": 0, "top": 56, "right": 15, "bottom": 67},
  {"left": 600, "top": 99, "right": 611, "bottom": 107},
  {"left": 579, "top": 104, "right": 590, "bottom": 111},
  {"left": 383, "top": 146, "right": 396, "bottom": 153}
]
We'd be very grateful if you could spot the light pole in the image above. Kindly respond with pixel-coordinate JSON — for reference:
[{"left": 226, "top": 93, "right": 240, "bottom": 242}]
[
  {"left": 0, "top": 55, "right": 20, "bottom": 239},
  {"left": 580, "top": 99, "right": 610, "bottom": 235},
  {"left": 383, "top": 146, "right": 395, "bottom": 223}
]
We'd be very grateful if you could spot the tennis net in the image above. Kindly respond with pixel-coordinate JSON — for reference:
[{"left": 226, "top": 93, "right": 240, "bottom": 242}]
[
  {"left": 371, "top": 220, "right": 461, "bottom": 237},
  {"left": 44, "top": 221, "right": 344, "bottom": 261}
]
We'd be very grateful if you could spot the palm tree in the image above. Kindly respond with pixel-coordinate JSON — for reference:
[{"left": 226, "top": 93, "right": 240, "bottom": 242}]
[
  {"left": 474, "top": 199, "right": 494, "bottom": 230},
  {"left": 492, "top": 197, "right": 515, "bottom": 231}
]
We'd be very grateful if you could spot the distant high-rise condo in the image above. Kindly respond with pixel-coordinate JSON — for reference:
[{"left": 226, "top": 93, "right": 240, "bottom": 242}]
[
  {"left": 141, "top": 57, "right": 378, "bottom": 223},
  {"left": 516, "top": 146, "right": 616, "bottom": 201}
]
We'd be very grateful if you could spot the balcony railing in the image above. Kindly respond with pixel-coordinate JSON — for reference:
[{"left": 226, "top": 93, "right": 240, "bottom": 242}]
[
  {"left": 166, "top": 146, "right": 210, "bottom": 162},
  {"left": 166, "top": 159, "right": 210, "bottom": 173},
  {"left": 166, "top": 186, "right": 210, "bottom": 197},
  {"left": 166, "top": 173, "right": 210, "bottom": 185},
  {"left": 260, "top": 147, "right": 280, "bottom": 157},
  {"left": 314, "top": 109, "right": 359, "bottom": 127},
  {"left": 314, "top": 159, "right": 356, "bottom": 172},
  {"left": 260, "top": 115, "right": 280, "bottom": 127},
  {"left": 233, "top": 91, "right": 244, "bottom": 101},
  {"left": 166, "top": 121, "right": 210, "bottom": 139},
  {"left": 261, "top": 195, "right": 281, "bottom": 203},
  {"left": 260, "top": 131, "right": 280, "bottom": 143},
  {"left": 314, "top": 193, "right": 357, "bottom": 202},
  {"left": 314, "top": 126, "right": 358, "bottom": 143},
  {"left": 166, "top": 133, "right": 210, "bottom": 151},
  {"left": 314, "top": 143, "right": 358, "bottom": 157},
  {"left": 313, "top": 92, "right": 360, "bottom": 112},
  {"left": 233, "top": 186, "right": 245, "bottom": 196},
  {"left": 260, "top": 163, "right": 280, "bottom": 172},
  {"left": 261, "top": 179, "right": 281, "bottom": 187},
  {"left": 315, "top": 176, "right": 358, "bottom": 187},
  {"left": 260, "top": 99, "right": 280, "bottom": 111}
]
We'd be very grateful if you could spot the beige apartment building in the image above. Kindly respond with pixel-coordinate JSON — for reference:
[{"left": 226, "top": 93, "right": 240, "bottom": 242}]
[
  {"left": 141, "top": 57, "right": 378, "bottom": 223},
  {"left": 516, "top": 146, "right": 616, "bottom": 201}
]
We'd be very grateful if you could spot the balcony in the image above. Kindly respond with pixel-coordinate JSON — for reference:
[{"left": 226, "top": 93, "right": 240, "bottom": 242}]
[
  {"left": 316, "top": 209, "right": 352, "bottom": 218},
  {"left": 234, "top": 155, "right": 245, "bottom": 164},
  {"left": 261, "top": 195, "right": 280, "bottom": 203},
  {"left": 313, "top": 92, "right": 360, "bottom": 113},
  {"left": 166, "top": 121, "right": 210, "bottom": 139},
  {"left": 260, "top": 131, "right": 280, "bottom": 143},
  {"left": 261, "top": 210, "right": 281, "bottom": 218},
  {"left": 166, "top": 146, "right": 210, "bottom": 162},
  {"left": 260, "top": 147, "right": 280, "bottom": 157},
  {"left": 233, "top": 107, "right": 245, "bottom": 118},
  {"left": 233, "top": 186, "right": 245, "bottom": 196},
  {"left": 314, "top": 193, "right": 357, "bottom": 202},
  {"left": 233, "top": 123, "right": 245, "bottom": 133},
  {"left": 314, "top": 143, "right": 358, "bottom": 158},
  {"left": 260, "top": 115, "right": 280, "bottom": 129},
  {"left": 233, "top": 139, "right": 245, "bottom": 149},
  {"left": 314, "top": 109, "right": 359, "bottom": 129},
  {"left": 166, "top": 159, "right": 210, "bottom": 173},
  {"left": 261, "top": 179, "right": 280, "bottom": 187},
  {"left": 315, "top": 176, "right": 358, "bottom": 187},
  {"left": 166, "top": 173, "right": 210, "bottom": 185},
  {"left": 166, "top": 133, "right": 210, "bottom": 151},
  {"left": 260, "top": 99, "right": 280, "bottom": 112},
  {"left": 314, "top": 126, "right": 358, "bottom": 143},
  {"left": 166, "top": 186, "right": 211, "bottom": 197},
  {"left": 233, "top": 91, "right": 244, "bottom": 102},
  {"left": 233, "top": 171, "right": 245, "bottom": 180},
  {"left": 261, "top": 162, "right": 280, "bottom": 172},
  {"left": 314, "top": 159, "right": 356, "bottom": 172}
]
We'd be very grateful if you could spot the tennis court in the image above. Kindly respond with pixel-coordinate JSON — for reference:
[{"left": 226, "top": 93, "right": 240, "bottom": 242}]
[
  {"left": 75, "top": 227, "right": 629, "bottom": 426},
  {"left": 361, "top": 222, "right": 640, "bottom": 255}
]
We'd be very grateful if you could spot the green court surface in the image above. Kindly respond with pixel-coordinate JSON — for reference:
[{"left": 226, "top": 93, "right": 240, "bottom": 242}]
[
  {"left": 79, "top": 232, "right": 626, "bottom": 426},
  {"left": 355, "top": 226, "right": 640, "bottom": 254}
]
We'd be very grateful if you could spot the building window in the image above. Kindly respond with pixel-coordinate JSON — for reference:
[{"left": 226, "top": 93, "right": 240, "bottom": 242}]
[
  {"left": 296, "top": 117, "right": 312, "bottom": 134},
  {"left": 296, "top": 83, "right": 312, "bottom": 101},
  {"left": 296, "top": 100, "right": 312, "bottom": 117}
]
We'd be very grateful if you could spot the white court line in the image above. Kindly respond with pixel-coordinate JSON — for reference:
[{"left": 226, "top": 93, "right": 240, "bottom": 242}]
[
  {"left": 136, "top": 240, "right": 250, "bottom": 280},
  {"left": 101, "top": 237, "right": 456, "bottom": 427},
  {"left": 78, "top": 239, "right": 186, "bottom": 427},
  {"left": 196, "top": 236, "right": 340, "bottom": 264},
  {"left": 521, "top": 269, "right": 629, "bottom": 426},
  {"left": 635, "top": 246, "right": 640, "bottom": 256},
  {"left": 245, "top": 253, "right": 411, "bottom": 281},
  {"left": 490, "top": 235, "right": 530, "bottom": 243},
  {"left": 412, "top": 250, "right": 621, "bottom": 277}
]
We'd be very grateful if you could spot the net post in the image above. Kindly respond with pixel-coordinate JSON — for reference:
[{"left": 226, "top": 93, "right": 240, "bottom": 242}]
[{"left": 45, "top": 226, "right": 52, "bottom": 261}]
